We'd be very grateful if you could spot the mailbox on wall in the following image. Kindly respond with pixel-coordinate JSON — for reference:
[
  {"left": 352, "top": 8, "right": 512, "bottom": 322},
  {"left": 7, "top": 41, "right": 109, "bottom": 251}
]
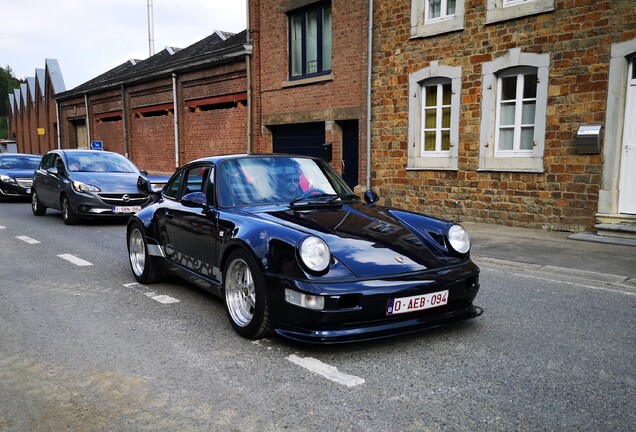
[
  {"left": 322, "top": 143, "right": 333, "bottom": 161},
  {"left": 575, "top": 125, "right": 602, "bottom": 155}
]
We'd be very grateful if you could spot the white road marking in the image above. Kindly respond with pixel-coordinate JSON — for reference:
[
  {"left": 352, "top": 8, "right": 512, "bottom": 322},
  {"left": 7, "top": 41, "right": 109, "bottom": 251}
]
[
  {"left": 16, "top": 235, "right": 40, "bottom": 244},
  {"left": 57, "top": 254, "right": 93, "bottom": 266},
  {"left": 0, "top": 225, "right": 5, "bottom": 229},
  {"left": 288, "top": 354, "right": 365, "bottom": 387},
  {"left": 123, "top": 283, "right": 180, "bottom": 304}
]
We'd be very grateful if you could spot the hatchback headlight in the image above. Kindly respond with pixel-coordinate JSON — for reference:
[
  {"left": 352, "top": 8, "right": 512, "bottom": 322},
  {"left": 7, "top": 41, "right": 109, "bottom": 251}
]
[
  {"left": 72, "top": 180, "right": 101, "bottom": 193},
  {"left": 447, "top": 224, "right": 471, "bottom": 254},
  {"left": 299, "top": 236, "right": 331, "bottom": 272},
  {"left": 0, "top": 175, "right": 16, "bottom": 183}
]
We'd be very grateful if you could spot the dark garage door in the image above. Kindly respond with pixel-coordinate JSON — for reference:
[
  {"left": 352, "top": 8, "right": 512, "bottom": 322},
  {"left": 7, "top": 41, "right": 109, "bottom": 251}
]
[{"left": 271, "top": 122, "right": 325, "bottom": 158}]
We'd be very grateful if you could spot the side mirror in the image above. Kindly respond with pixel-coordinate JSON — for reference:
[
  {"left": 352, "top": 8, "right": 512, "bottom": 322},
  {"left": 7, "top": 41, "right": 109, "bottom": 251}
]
[
  {"left": 137, "top": 176, "right": 151, "bottom": 194},
  {"left": 364, "top": 189, "right": 379, "bottom": 205},
  {"left": 47, "top": 166, "right": 59, "bottom": 175},
  {"left": 181, "top": 191, "right": 208, "bottom": 209}
]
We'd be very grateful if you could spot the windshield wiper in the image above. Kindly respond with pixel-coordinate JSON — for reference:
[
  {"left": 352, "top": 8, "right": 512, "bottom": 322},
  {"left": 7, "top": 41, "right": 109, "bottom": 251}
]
[{"left": 290, "top": 193, "right": 341, "bottom": 206}]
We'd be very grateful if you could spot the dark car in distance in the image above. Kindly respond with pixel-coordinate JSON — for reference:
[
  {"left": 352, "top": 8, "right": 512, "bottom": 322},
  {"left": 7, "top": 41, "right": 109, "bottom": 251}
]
[
  {"left": 0, "top": 153, "right": 42, "bottom": 200},
  {"left": 32, "top": 149, "right": 166, "bottom": 225},
  {"left": 127, "top": 154, "right": 482, "bottom": 343}
]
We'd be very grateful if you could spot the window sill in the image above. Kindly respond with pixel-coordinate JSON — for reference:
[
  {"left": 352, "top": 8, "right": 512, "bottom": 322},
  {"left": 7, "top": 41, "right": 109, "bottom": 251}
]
[{"left": 282, "top": 73, "right": 334, "bottom": 88}]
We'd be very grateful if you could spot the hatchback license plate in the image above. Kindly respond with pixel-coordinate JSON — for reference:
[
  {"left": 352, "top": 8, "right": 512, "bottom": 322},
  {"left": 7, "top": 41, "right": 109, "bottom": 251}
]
[
  {"left": 112, "top": 205, "right": 141, "bottom": 214},
  {"left": 386, "top": 290, "right": 449, "bottom": 315}
]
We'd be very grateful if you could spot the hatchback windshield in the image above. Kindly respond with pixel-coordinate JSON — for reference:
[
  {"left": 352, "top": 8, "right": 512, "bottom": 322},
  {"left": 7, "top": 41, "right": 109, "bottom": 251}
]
[
  {"left": 65, "top": 152, "right": 138, "bottom": 173},
  {"left": 217, "top": 156, "right": 355, "bottom": 206}
]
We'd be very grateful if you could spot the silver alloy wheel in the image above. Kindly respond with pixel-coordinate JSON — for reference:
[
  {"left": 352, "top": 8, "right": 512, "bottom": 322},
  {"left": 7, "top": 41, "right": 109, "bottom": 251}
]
[
  {"left": 129, "top": 228, "right": 146, "bottom": 277},
  {"left": 225, "top": 257, "right": 255, "bottom": 327}
]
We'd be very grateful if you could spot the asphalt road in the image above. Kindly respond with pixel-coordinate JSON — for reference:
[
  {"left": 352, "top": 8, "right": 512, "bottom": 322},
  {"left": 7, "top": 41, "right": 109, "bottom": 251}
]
[{"left": 1, "top": 201, "right": 634, "bottom": 431}]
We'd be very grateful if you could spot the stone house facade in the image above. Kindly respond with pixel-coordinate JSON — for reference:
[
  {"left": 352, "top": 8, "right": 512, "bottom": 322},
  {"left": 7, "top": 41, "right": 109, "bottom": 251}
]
[{"left": 371, "top": 0, "right": 636, "bottom": 232}]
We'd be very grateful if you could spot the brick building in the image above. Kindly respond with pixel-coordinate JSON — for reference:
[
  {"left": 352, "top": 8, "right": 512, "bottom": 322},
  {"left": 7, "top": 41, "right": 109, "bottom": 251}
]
[
  {"left": 53, "top": 30, "right": 251, "bottom": 173},
  {"left": 7, "top": 59, "right": 65, "bottom": 156},
  {"left": 371, "top": 0, "right": 636, "bottom": 233},
  {"left": 248, "top": 0, "right": 370, "bottom": 190}
]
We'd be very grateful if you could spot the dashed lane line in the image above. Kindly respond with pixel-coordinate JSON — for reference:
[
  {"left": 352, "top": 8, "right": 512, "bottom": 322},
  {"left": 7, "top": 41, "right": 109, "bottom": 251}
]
[
  {"left": 288, "top": 354, "right": 365, "bottom": 387},
  {"left": 123, "top": 282, "right": 180, "bottom": 304},
  {"left": 57, "top": 254, "right": 93, "bottom": 267},
  {"left": 16, "top": 235, "right": 41, "bottom": 244}
]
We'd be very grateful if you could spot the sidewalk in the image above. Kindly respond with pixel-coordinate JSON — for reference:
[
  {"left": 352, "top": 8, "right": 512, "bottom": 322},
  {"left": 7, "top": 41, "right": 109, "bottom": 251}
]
[{"left": 462, "top": 222, "right": 636, "bottom": 282}]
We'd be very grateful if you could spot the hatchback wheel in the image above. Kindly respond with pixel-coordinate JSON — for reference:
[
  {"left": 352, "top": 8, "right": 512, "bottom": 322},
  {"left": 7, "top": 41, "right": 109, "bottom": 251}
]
[
  {"left": 61, "top": 195, "right": 78, "bottom": 225},
  {"left": 31, "top": 190, "right": 46, "bottom": 216}
]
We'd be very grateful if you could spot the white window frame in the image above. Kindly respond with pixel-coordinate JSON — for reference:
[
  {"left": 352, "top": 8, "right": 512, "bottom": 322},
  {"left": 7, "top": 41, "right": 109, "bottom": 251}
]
[
  {"left": 408, "top": 62, "right": 461, "bottom": 170},
  {"left": 479, "top": 48, "right": 549, "bottom": 172},
  {"left": 486, "top": 0, "right": 554, "bottom": 24},
  {"left": 411, "top": 0, "right": 465, "bottom": 38},
  {"left": 494, "top": 67, "right": 537, "bottom": 157}
]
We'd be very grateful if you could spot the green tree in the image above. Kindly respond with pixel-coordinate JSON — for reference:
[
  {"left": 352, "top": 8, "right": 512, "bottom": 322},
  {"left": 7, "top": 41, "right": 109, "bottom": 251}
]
[{"left": 1, "top": 66, "right": 21, "bottom": 139}]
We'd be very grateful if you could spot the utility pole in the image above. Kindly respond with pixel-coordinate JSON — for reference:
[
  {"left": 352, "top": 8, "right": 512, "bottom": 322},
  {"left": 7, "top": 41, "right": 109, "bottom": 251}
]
[{"left": 147, "top": 0, "right": 155, "bottom": 57}]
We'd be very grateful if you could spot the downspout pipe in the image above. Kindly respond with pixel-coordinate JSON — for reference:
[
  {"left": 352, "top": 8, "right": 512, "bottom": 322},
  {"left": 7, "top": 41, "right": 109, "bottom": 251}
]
[
  {"left": 246, "top": 0, "right": 252, "bottom": 152},
  {"left": 55, "top": 100, "right": 61, "bottom": 149},
  {"left": 84, "top": 93, "right": 91, "bottom": 147},
  {"left": 172, "top": 72, "right": 180, "bottom": 168},
  {"left": 121, "top": 84, "right": 129, "bottom": 158},
  {"left": 366, "top": 0, "right": 373, "bottom": 191}
]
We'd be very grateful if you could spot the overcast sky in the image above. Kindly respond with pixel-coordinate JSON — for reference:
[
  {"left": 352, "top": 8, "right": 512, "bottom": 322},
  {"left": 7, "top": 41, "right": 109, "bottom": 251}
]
[{"left": 0, "top": 0, "right": 247, "bottom": 90}]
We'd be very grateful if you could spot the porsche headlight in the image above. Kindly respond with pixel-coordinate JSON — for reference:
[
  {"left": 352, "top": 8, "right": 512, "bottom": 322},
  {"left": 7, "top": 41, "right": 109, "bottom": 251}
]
[
  {"left": 448, "top": 224, "right": 471, "bottom": 254},
  {"left": 299, "top": 236, "right": 331, "bottom": 272},
  {"left": 72, "top": 180, "right": 101, "bottom": 193}
]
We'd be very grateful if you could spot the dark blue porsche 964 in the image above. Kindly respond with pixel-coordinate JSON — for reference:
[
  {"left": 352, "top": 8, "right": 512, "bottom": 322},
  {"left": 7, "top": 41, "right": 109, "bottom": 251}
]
[{"left": 128, "top": 154, "right": 482, "bottom": 343}]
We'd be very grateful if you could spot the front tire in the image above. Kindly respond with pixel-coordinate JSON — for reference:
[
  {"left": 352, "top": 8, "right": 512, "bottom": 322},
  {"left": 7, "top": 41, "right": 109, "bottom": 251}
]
[
  {"left": 61, "top": 195, "right": 78, "bottom": 225},
  {"left": 223, "top": 249, "right": 271, "bottom": 339},
  {"left": 31, "top": 190, "right": 46, "bottom": 216},
  {"left": 127, "top": 223, "right": 160, "bottom": 284}
]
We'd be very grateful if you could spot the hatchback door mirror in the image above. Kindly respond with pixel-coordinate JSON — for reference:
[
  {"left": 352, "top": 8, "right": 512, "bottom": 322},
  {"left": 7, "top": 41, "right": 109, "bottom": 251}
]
[{"left": 47, "top": 166, "right": 59, "bottom": 175}]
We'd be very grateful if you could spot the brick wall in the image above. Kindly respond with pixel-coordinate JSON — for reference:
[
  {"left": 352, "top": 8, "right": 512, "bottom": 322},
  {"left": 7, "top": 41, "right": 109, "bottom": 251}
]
[
  {"left": 371, "top": 0, "right": 636, "bottom": 231},
  {"left": 250, "top": 0, "right": 369, "bottom": 186}
]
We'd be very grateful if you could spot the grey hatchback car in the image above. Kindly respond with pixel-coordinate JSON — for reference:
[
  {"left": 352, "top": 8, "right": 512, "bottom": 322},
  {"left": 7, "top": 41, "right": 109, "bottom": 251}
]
[{"left": 31, "top": 149, "right": 165, "bottom": 225}]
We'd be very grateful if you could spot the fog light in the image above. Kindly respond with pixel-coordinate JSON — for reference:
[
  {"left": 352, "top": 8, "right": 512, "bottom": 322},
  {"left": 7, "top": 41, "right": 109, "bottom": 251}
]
[{"left": 284, "top": 288, "right": 325, "bottom": 310}]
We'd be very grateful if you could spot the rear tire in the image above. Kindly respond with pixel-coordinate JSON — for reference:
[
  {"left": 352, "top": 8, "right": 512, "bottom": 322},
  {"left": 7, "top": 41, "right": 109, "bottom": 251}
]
[
  {"left": 61, "top": 195, "right": 78, "bottom": 225},
  {"left": 31, "top": 190, "right": 46, "bottom": 216},
  {"left": 127, "top": 222, "right": 160, "bottom": 284},
  {"left": 223, "top": 249, "right": 271, "bottom": 339}
]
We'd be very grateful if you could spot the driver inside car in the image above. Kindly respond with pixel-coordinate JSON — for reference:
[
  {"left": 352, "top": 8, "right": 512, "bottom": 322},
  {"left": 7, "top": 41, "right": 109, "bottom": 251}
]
[{"left": 278, "top": 167, "right": 303, "bottom": 200}]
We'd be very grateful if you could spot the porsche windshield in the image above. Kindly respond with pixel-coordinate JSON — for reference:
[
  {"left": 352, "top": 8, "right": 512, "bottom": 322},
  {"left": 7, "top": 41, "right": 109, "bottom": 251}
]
[{"left": 217, "top": 156, "right": 356, "bottom": 206}]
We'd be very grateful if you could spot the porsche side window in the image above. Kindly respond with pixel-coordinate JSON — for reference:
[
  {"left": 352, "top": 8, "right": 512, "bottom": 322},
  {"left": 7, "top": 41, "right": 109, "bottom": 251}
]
[
  {"left": 163, "top": 171, "right": 184, "bottom": 200},
  {"left": 184, "top": 166, "right": 210, "bottom": 195}
]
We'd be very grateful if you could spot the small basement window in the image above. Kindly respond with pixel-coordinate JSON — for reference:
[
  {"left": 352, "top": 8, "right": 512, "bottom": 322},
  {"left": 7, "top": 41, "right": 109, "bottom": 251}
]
[{"left": 132, "top": 103, "right": 174, "bottom": 118}]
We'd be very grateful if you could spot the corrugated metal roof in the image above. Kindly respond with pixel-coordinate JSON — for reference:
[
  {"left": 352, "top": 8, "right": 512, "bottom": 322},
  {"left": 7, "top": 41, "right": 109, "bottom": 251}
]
[{"left": 45, "top": 58, "right": 66, "bottom": 94}]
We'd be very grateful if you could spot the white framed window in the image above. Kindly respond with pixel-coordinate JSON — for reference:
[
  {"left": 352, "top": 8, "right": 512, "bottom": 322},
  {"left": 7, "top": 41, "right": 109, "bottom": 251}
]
[
  {"left": 486, "top": 0, "right": 554, "bottom": 24},
  {"left": 479, "top": 48, "right": 549, "bottom": 172},
  {"left": 421, "top": 79, "right": 452, "bottom": 155},
  {"left": 495, "top": 68, "right": 537, "bottom": 156},
  {"left": 411, "top": 0, "right": 465, "bottom": 38},
  {"left": 425, "top": 0, "right": 456, "bottom": 23},
  {"left": 408, "top": 62, "right": 461, "bottom": 170}
]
